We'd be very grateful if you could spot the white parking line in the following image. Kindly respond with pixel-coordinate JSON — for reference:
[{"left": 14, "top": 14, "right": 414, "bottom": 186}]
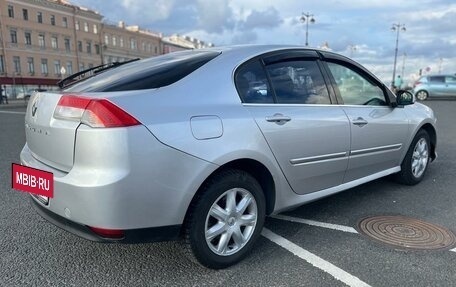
[
  {"left": 262, "top": 228, "right": 371, "bottom": 287},
  {"left": 0, "top": 110, "right": 26, "bottom": 115},
  {"left": 272, "top": 214, "right": 359, "bottom": 234}
]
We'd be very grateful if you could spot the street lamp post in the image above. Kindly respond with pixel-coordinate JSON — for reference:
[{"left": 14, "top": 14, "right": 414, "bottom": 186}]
[
  {"left": 401, "top": 52, "right": 407, "bottom": 80},
  {"left": 300, "top": 12, "right": 315, "bottom": 47},
  {"left": 391, "top": 23, "right": 406, "bottom": 89}
]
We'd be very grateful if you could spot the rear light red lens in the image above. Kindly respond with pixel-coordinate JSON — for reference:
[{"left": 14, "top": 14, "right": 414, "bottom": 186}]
[
  {"left": 83, "top": 99, "right": 140, "bottom": 128},
  {"left": 54, "top": 95, "right": 140, "bottom": 128},
  {"left": 414, "top": 81, "right": 422, "bottom": 88},
  {"left": 89, "top": 226, "right": 125, "bottom": 239}
]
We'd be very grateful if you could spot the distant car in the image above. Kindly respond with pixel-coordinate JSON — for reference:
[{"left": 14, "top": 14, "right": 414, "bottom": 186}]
[
  {"left": 22, "top": 45, "right": 437, "bottom": 269},
  {"left": 20, "top": 89, "right": 47, "bottom": 101},
  {"left": 413, "top": 75, "right": 456, "bottom": 100}
]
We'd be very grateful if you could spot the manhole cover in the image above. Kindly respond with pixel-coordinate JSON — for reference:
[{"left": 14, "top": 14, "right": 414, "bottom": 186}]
[{"left": 358, "top": 215, "right": 456, "bottom": 250}]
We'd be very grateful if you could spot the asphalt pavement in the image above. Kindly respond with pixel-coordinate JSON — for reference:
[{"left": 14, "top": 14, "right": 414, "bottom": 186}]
[{"left": 1, "top": 101, "right": 455, "bottom": 286}]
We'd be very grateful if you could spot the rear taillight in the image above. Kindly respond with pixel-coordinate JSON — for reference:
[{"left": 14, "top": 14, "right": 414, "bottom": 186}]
[
  {"left": 54, "top": 95, "right": 140, "bottom": 128},
  {"left": 413, "top": 81, "right": 422, "bottom": 88}
]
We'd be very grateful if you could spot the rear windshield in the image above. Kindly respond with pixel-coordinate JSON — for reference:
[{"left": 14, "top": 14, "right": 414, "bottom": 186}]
[{"left": 65, "top": 50, "right": 220, "bottom": 92}]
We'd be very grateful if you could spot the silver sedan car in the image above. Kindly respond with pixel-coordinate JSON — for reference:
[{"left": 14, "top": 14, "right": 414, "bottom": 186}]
[{"left": 21, "top": 45, "right": 437, "bottom": 269}]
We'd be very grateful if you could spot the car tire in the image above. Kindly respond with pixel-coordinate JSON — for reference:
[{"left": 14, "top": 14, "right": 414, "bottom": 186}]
[
  {"left": 394, "top": 130, "right": 431, "bottom": 185},
  {"left": 415, "top": 90, "right": 428, "bottom": 101},
  {"left": 183, "top": 169, "right": 265, "bottom": 269}
]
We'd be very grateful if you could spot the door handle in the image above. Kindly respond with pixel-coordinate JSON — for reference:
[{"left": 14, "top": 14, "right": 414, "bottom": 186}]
[
  {"left": 266, "top": 113, "right": 291, "bottom": 124},
  {"left": 352, "top": 117, "right": 368, "bottom": 127}
]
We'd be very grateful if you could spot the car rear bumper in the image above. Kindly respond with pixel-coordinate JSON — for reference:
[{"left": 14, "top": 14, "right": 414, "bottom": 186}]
[
  {"left": 30, "top": 196, "right": 181, "bottom": 243},
  {"left": 20, "top": 124, "right": 218, "bottom": 234}
]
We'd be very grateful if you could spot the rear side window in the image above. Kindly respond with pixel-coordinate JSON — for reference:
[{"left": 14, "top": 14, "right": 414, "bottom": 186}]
[
  {"left": 429, "top": 76, "right": 445, "bottom": 83},
  {"left": 235, "top": 60, "right": 273, "bottom": 103},
  {"left": 65, "top": 50, "right": 220, "bottom": 92}
]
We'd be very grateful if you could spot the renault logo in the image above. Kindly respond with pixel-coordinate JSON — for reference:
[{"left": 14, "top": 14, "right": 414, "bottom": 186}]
[{"left": 31, "top": 95, "right": 40, "bottom": 118}]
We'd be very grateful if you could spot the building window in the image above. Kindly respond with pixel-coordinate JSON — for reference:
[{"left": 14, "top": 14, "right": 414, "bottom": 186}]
[
  {"left": 64, "top": 39, "right": 71, "bottom": 52},
  {"left": 8, "top": 5, "right": 14, "bottom": 18},
  {"left": 147, "top": 43, "right": 151, "bottom": 52},
  {"left": 130, "top": 38, "right": 137, "bottom": 50},
  {"left": 62, "top": 17, "right": 68, "bottom": 28},
  {"left": 13, "top": 56, "right": 21, "bottom": 74},
  {"left": 93, "top": 24, "right": 98, "bottom": 34},
  {"left": 95, "top": 44, "right": 100, "bottom": 55},
  {"left": 112, "top": 36, "right": 117, "bottom": 46},
  {"left": 88, "top": 63, "right": 93, "bottom": 68},
  {"left": 10, "top": 30, "right": 17, "bottom": 44},
  {"left": 0, "top": 56, "right": 5, "bottom": 74},
  {"left": 41, "top": 59, "right": 48, "bottom": 74},
  {"left": 27, "top": 57, "right": 34, "bottom": 74},
  {"left": 75, "top": 21, "right": 80, "bottom": 30},
  {"left": 54, "top": 60, "right": 61, "bottom": 75},
  {"left": 142, "top": 42, "right": 146, "bottom": 51},
  {"left": 25, "top": 32, "right": 32, "bottom": 45},
  {"left": 79, "top": 63, "right": 84, "bottom": 72},
  {"left": 51, "top": 15, "right": 56, "bottom": 26},
  {"left": 86, "top": 42, "right": 91, "bottom": 54},
  {"left": 37, "top": 12, "right": 43, "bottom": 23},
  {"left": 83, "top": 22, "right": 88, "bottom": 32},
  {"left": 104, "top": 34, "right": 109, "bottom": 45},
  {"left": 38, "top": 34, "right": 45, "bottom": 48},
  {"left": 23, "top": 9, "right": 28, "bottom": 20},
  {"left": 51, "top": 36, "right": 58, "bottom": 49},
  {"left": 77, "top": 41, "right": 82, "bottom": 52},
  {"left": 154, "top": 46, "right": 158, "bottom": 54},
  {"left": 66, "top": 61, "right": 73, "bottom": 75},
  {"left": 120, "top": 37, "right": 124, "bottom": 48}
]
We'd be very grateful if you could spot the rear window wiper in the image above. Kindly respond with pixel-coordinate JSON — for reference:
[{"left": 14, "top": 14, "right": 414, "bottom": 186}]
[{"left": 57, "top": 58, "right": 140, "bottom": 89}]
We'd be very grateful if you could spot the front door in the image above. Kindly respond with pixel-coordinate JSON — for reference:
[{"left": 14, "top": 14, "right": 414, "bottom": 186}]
[{"left": 324, "top": 61, "right": 409, "bottom": 182}]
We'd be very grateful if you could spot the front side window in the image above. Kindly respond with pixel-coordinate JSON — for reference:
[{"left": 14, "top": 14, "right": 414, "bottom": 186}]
[
  {"left": 266, "top": 60, "right": 331, "bottom": 104},
  {"left": 445, "top": 76, "right": 456, "bottom": 83},
  {"left": 327, "top": 62, "right": 386, "bottom": 106},
  {"left": 235, "top": 60, "right": 273, "bottom": 103},
  {"left": 429, "top": 76, "right": 445, "bottom": 83}
]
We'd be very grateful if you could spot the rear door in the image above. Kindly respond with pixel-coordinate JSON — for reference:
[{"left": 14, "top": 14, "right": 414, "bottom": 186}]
[
  {"left": 322, "top": 57, "right": 409, "bottom": 182},
  {"left": 429, "top": 76, "right": 446, "bottom": 96},
  {"left": 237, "top": 51, "right": 350, "bottom": 195}
]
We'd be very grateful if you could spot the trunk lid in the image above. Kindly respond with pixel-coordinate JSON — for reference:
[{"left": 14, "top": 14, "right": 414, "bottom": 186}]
[{"left": 25, "top": 92, "right": 79, "bottom": 172}]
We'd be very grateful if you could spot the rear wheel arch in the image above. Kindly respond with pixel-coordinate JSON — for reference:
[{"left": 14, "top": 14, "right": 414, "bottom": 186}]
[{"left": 184, "top": 158, "right": 276, "bottom": 223}]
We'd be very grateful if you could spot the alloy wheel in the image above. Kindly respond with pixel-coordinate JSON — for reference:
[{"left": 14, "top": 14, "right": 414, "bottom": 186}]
[
  {"left": 411, "top": 138, "right": 429, "bottom": 178},
  {"left": 205, "top": 188, "right": 258, "bottom": 256}
]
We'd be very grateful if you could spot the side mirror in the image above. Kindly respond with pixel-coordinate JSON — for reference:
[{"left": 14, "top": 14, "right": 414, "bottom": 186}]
[{"left": 396, "top": 90, "right": 414, "bottom": 106}]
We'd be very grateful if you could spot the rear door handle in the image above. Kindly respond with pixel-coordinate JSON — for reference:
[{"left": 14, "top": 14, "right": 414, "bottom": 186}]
[
  {"left": 266, "top": 113, "right": 291, "bottom": 124},
  {"left": 352, "top": 117, "right": 368, "bottom": 127}
]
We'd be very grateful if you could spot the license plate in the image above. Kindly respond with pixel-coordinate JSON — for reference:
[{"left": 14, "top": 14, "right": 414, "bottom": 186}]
[{"left": 12, "top": 163, "right": 54, "bottom": 198}]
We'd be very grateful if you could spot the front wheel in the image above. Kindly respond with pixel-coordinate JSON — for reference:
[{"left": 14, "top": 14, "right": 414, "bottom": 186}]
[
  {"left": 394, "top": 130, "right": 430, "bottom": 185},
  {"left": 183, "top": 169, "right": 265, "bottom": 269},
  {"left": 415, "top": 90, "right": 428, "bottom": 101}
]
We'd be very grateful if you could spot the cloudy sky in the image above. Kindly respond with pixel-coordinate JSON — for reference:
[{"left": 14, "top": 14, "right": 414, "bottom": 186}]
[{"left": 71, "top": 0, "right": 456, "bottom": 84}]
